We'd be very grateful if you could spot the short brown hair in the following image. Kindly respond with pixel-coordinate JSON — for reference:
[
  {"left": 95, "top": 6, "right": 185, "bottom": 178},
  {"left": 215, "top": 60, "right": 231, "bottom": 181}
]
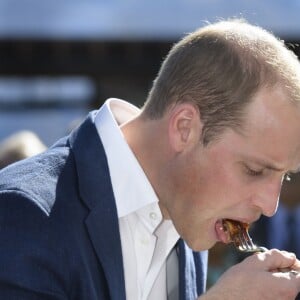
[{"left": 142, "top": 19, "right": 300, "bottom": 145}]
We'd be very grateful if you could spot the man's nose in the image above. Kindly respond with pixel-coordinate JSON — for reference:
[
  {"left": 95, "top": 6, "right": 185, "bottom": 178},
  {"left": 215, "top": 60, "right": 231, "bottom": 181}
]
[{"left": 253, "top": 178, "right": 282, "bottom": 217}]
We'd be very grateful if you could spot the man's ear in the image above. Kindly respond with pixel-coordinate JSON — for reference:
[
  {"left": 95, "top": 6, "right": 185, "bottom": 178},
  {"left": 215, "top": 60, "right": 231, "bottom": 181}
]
[{"left": 168, "top": 103, "right": 202, "bottom": 152}]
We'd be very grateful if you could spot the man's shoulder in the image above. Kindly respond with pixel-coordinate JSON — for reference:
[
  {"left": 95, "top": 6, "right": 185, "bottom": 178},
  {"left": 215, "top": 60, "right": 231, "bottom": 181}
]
[{"left": 0, "top": 141, "right": 73, "bottom": 215}]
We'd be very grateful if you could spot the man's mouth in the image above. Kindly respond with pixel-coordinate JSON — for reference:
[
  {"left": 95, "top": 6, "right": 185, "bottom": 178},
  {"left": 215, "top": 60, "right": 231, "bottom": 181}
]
[{"left": 215, "top": 219, "right": 250, "bottom": 245}]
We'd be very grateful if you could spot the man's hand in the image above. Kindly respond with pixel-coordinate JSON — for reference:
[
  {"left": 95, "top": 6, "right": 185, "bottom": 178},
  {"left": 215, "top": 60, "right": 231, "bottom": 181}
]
[{"left": 199, "top": 249, "right": 300, "bottom": 300}]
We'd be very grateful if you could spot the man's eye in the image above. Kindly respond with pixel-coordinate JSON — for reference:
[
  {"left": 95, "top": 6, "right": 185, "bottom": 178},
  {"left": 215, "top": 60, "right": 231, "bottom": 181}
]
[{"left": 245, "top": 166, "right": 263, "bottom": 176}]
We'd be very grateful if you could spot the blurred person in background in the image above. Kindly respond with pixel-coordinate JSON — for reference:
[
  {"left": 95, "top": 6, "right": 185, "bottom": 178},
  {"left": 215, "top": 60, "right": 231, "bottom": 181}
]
[
  {"left": 0, "top": 19, "right": 300, "bottom": 300},
  {"left": 251, "top": 172, "right": 300, "bottom": 258},
  {"left": 0, "top": 130, "right": 46, "bottom": 169}
]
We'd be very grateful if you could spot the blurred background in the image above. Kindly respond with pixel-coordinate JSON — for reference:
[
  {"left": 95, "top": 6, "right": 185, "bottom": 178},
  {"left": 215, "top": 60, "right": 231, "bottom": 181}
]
[
  {"left": 1, "top": 1, "right": 300, "bottom": 289},
  {"left": 1, "top": 0, "right": 300, "bottom": 146}
]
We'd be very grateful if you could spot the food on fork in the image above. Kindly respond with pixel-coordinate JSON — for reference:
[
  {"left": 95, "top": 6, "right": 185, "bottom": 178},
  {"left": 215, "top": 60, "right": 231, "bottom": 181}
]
[
  {"left": 222, "top": 219, "right": 250, "bottom": 248},
  {"left": 222, "top": 219, "right": 267, "bottom": 252}
]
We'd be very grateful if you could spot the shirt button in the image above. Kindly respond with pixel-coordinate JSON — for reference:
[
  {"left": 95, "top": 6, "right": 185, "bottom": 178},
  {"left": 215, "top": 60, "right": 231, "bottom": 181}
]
[{"left": 149, "top": 212, "right": 157, "bottom": 220}]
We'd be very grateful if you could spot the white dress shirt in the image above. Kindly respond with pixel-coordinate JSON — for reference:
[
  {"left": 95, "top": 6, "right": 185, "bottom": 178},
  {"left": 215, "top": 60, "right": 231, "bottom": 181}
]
[{"left": 94, "top": 98, "right": 180, "bottom": 300}]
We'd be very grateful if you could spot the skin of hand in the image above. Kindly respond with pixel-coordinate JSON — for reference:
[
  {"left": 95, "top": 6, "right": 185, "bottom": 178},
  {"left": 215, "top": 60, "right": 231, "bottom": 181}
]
[{"left": 199, "top": 249, "right": 300, "bottom": 300}]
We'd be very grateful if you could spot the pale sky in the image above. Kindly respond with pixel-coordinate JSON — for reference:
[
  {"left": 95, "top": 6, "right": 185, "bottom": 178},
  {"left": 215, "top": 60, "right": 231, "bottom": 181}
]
[{"left": 0, "top": 0, "right": 299, "bottom": 40}]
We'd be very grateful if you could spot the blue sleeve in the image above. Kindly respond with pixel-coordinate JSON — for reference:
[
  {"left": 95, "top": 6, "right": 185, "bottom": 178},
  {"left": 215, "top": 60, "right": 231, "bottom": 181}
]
[{"left": 0, "top": 191, "right": 69, "bottom": 299}]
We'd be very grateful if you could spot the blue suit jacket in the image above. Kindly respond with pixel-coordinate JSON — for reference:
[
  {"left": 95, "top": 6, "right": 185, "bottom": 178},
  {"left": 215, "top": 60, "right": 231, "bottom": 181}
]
[{"left": 0, "top": 112, "right": 208, "bottom": 299}]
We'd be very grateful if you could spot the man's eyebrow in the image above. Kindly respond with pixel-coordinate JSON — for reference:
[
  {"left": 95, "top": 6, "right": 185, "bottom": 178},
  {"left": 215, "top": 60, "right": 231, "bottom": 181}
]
[
  {"left": 245, "top": 156, "right": 300, "bottom": 173},
  {"left": 263, "top": 163, "right": 284, "bottom": 172},
  {"left": 247, "top": 158, "right": 285, "bottom": 172},
  {"left": 260, "top": 162, "right": 300, "bottom": 174},
  {"left": 289, "top": 166, "right": 300, "bottom": 174}
]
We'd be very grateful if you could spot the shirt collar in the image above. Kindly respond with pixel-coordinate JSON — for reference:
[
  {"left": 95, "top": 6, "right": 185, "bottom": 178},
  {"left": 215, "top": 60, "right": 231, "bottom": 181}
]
[{"left": 94, "top": 98, "right": 161, "bottom": 218}]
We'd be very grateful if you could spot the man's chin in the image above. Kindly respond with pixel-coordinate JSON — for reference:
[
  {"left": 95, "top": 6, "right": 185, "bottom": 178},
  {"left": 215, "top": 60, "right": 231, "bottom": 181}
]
[{"left": 184, "top": 237, "right": 215, "bottom": 252}]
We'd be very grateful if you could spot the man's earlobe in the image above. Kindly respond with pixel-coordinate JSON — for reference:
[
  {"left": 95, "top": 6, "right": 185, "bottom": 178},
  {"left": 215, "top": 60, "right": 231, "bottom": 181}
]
[{"left": 168, "top": 103, "right": 201, "bottom": 152}]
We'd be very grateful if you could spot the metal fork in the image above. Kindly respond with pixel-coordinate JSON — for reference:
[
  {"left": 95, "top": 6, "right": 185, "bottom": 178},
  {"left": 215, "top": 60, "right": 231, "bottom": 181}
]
[{"left": 232, "top": 222, "right": 268, "bottom": 253}]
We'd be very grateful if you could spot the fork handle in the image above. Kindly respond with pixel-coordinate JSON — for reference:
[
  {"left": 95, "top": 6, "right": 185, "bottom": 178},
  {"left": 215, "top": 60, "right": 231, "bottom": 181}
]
[{"left": 253, "top": 246, "right": 268, "bottom": 252}]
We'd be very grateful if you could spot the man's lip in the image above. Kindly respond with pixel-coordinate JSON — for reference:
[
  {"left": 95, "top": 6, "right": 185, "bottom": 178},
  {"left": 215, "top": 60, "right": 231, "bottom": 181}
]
[{"left": 223, "top": 217, "right": 257, "bottom": 224}]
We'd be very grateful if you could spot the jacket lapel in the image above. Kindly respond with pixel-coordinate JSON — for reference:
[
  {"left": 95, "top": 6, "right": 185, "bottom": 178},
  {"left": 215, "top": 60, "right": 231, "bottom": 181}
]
[{"left": 69, "top": 112, "right": 126, "bottom": 300}]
